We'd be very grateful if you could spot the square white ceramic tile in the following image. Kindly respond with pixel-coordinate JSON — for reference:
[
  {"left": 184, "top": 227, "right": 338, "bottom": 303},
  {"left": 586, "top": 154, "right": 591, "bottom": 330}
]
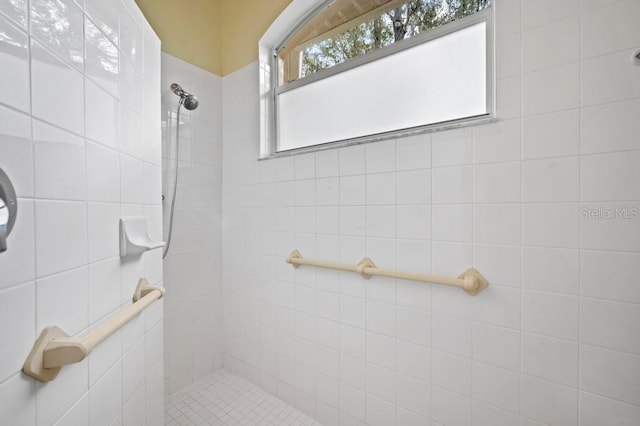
[
  {"left": 474, "top": 162, "right": 521, "bottom": 203},
  {"left": 523, "top": 109, "right": 579, "bottom": 159},
  {"left": 340, "top": 383, "right": 366, "bottom": 421},
  {"left": 89, "top": 361, "right": 122, "bottom": 426},
  {"left": 396, "top": 133, "right": 431, "bottom": 171},
  {"left": 35, "top": 200, "right": 87, "bottom": 277},
  {"left": 0, "top": 283, "right": 35, "bottom": 383},
  {"left": 523, "top": 247, "right": 579, "bottom": 295},
  {"left": 581, "top": 151, "right": 640, "bottom": 202},
  {"left": 396, "top": 204, "right": 430, "bottom": 240},
  {"left": 85, "top": 78, "right": 120, "bottom": 148},
  {"left": 366, "top": 173, "right": 396, "bottom": 205},
  {"left": 474, "top": 204, "right": 522, "bottom": 246},
  {"left": 85, "top": 0, "right": 119, "bottom": 46},
  {"left": 522, "top": 333, "right": 578, "bottom": 387},
  {"left": 581, "top": 99, "right": 640, "bottom": 155},
  {"left": 580, "top": 391, "right": 640, "bottom": 426},
  {"left": 473, "top": 285, "right": 520, "bottom": 329},
  {"left": 396, "top": 307, "right": 430, "bottom": 346},
  {"left": 496, "top": 34, "right": 521, "bottom": 80},
  {"left": 472, "top": 322, "right": 520, "bottom": 371},
  {"left": 581, "top": 344, "right": 640, "bottom": 406},
  {"left": 523, "top": 62, "right": 580, "bottom": 116},
  {"left": 33, "top": 120, "right": 86, "bottom": 201},
  {"left": 0, "top": 374, "right": 35, "bottom": 425},
  {"left": 581, "top": 298, "right": 640, "bottom": 355},
  {"left": 473, "top": 361, "right": 520, "bottom": 413},
  {"left": 523, "top": 203, "right": 579, "bottom": 248},
  {"left": 580, "top": 250, "right": 640, "bottom": 304},
  {"left": 521, "top": 0, "right": 577, "bottom": 30},
  {"left": 0, "top": 0, "right": 27, "bottom": 29},
  {"left": 30, "top": 0, "right": 84, "bottom": 70},
  {"left": 366, "top": 394, "right": 396, "bottom": 426},
  {"left": 315, "top": 149, "right": 339, "bottom": 177},
  {"left": 366, "top": 140, "right": 396, "bottom": 174},
  {"left": 580, "top": 202, "right": 640, "bottom": 252},
  {"left": 521, "top": 375, "right": 578, "bottom": 426},
  {"left": 87, "top": 142, "right": 120, "bottom": 203},
  {"left": 35, "top": 360, "right": 88, "bottom": 426},
  {"left": 431, "top": 386, "right": 471, "bottom": 426},
  {"left": 0, "top": 14, "right": 29, "bottom": 112},
  {"left": 341, "top": 353, "right": 366, "bottom": 390},
  {"left": 432, "top": 166, "right": 473, "bottom": 204},
  {"left": 581, "top": 0, "right": 640, "bottom": 59},
  {"left": 367, "top": 332, "right": 395, "bottom": 369},
  {"left": 294, "top": 153, "right": 316, "bottom": 180},
  {"left": 581, "top": 50, "right": 640, "bottom": 107},
  {"left": 522, "top": 290, "right": 579, "bottom": 341},
  {"left": 472, "top": 118, "right": 521, "bottom": 164},
  {"left": 340, "top": 324, "right": 366, "bottom": 360},
  {"left": 366, "top": 301, "right": 396, "bottom": 337},
  {"left": 31, "top": 40, "right": 84, "bottom": 136},
  {"left": 432, "top": 350, "right": 471, "bottom": 396},
  {"left": 473, "top": 244, "right": 521, "bottom": 287},
  {"left": 496, "top": 76, "right": 522, "bottom": 119},
  {"left": 431, "top": 204, "right": 473, "bottom": 242},
  {"left": 472, "top": 400, "right": 520, "bottom": 426},
  {"left": 87, "top": 202, "right": 120, "bottom": 262},
  {"left": 316, "top": 177, "right": 339, "bottom": 206},
  {"left": 397, "top": 373, "right": 429, "bottom": 418},
  {"left": 522, "top": 17, "right": 579, "bottom": 73},
  {"left": 494, "top": 0, "right": 520, "bottom": 36},
  {"left": 340, "top": 175, "right": 366, "bottom": 205},
  {"left": 396, "top": 279, "right": 431, "bottom": 312},
  {"left": 88, "top": 257, "right": 122, "bottom": 324},
  {"left": 396, "top": 339, "right": 430, "bottom": 382},
  {"left": 367, "top": 363, "right": 396, "bottom": 403},
  {"left": 0, "top": 105, "right": 32, "bottom": 197},
  {"left": 36, "top": 267, "right": 88, "bottom": 336},
  {"left": 396, "top": 169, "right": 430, "bottom": 205},
  {"left": 432, "top": 128, "right": 473, "bottom": 167},
  {"left": 431, "top": 284, "right": 472, "bottom": 319},
  {"left": 0, "top": 199, "right": 35, "bottom": 290},
  {"left": 523, "top": 157, "right": 579, "bottom": 202},
  {"left": 339, "top": 145, "right": 365, "bottom": 176},
  {"left": 431, "top": 314, "right": 472, "bottom": 357}
]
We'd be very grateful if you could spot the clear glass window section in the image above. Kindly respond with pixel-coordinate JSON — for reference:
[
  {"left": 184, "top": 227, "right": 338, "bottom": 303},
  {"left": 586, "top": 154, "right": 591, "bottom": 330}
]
[{"left": 273, "top": 0, "right": 492, "bottom": 154}]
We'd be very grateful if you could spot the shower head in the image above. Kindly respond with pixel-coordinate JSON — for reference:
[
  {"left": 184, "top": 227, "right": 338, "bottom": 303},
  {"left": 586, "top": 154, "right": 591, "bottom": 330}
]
[{"left": 170, "top": 83, "right": 199, "bottom": 111}]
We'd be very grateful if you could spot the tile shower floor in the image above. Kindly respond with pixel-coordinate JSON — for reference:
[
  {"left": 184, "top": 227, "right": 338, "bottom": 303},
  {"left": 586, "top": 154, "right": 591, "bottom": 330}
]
[{"left": 165, "top": 370, "right": 321, "bottom": 425}]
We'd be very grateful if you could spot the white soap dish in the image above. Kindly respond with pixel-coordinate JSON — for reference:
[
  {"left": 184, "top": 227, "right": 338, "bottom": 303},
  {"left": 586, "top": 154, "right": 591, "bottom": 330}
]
[{"left": 119, "top": 217, "right": 165, "bottom": 258}]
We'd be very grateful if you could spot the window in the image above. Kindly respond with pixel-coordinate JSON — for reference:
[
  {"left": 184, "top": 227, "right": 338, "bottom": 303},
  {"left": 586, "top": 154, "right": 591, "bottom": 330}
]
[{"left": 262, "top": 0, "right": 493, "bottom": 156}]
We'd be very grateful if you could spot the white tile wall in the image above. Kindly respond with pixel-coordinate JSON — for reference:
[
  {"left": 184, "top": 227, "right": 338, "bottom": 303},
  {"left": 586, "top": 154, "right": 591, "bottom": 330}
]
[
  {"left": 160, "top": 53, "right": 223, "bottom": 395},
  {"left": 221, "top": 0, "right": 640, "bottom": 424},
  {"left": 0, "top": 0, "right": 164, "bottom": 424}
]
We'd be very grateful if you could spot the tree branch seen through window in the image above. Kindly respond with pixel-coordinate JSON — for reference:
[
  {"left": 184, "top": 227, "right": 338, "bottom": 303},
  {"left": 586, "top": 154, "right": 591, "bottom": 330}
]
[{"left": 299, "top": 0, "right": 490, "bottom": 79}]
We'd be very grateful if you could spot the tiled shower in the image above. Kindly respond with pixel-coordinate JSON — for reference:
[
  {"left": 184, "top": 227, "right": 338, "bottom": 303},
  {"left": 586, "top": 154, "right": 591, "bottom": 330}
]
[{"left": 1, "top": 0, "right": 640, "bottom": 425}]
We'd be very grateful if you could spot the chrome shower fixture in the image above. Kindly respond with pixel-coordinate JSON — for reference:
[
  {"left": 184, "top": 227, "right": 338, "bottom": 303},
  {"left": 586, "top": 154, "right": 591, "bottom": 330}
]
[{"left": 170, "top": 83, "right": 199, "bottom": 110}]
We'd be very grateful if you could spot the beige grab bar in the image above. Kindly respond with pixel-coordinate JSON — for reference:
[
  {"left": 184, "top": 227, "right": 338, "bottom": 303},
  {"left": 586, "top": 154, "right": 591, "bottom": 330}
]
[
  {"left": 286, "top": 250, "right": 488, "bottom": 296},
  {"left": 23, "top": 278, "right": 165, "bottom": 382}
]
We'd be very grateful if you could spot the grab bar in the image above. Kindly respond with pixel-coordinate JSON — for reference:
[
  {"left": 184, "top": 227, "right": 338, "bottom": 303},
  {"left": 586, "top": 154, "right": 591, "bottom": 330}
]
[
  {"left": 23, "top": 278, "right": 165, "bottom": 382},
  {"left": 286, "top": 250, "right": 488, "bottom": 295}
]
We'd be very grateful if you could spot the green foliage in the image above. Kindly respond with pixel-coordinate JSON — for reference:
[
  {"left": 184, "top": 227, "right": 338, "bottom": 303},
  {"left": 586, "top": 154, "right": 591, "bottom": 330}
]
[{"left": 300, "top": 0, "right": 490, "bottom": 78}]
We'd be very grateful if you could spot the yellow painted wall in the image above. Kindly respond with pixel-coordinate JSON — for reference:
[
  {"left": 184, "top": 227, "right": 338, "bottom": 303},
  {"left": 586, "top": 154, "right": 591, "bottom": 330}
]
[
  {"left": 219, "top": 0, "right": 292, "bottom": 75},
  {"left": 135, "top": 0, "right": 223, "bottom": 75},
  {"left": 135, "top": 0, "right": 292, "bottom": 76}
]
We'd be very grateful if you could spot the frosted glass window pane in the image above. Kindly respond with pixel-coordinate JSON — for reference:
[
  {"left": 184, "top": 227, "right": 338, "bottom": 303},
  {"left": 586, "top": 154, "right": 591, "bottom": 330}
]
[{"left": 277, "top": 22, "right": 487, "bottom": 151}]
